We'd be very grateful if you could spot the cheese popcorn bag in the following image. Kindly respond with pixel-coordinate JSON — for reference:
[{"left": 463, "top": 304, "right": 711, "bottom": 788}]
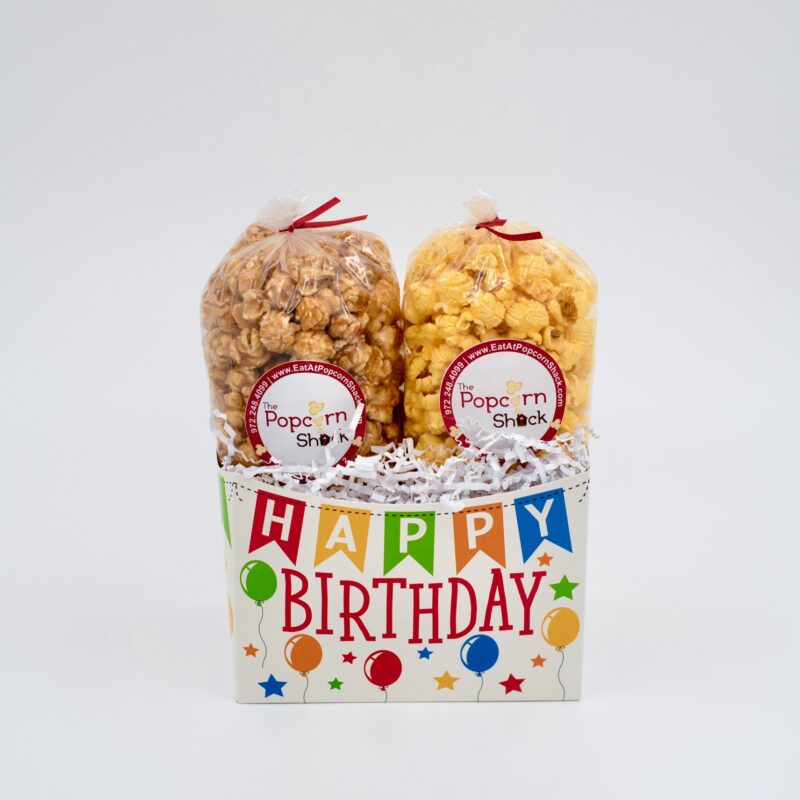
[
  {"left": 403, "top": 196, "right": 597, "bottom": 462},
  {"left": 201, "top": 197, "right": 403, "bottom": 467}
]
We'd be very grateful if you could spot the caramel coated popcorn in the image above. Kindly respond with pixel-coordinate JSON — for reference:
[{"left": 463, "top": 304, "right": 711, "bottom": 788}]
[
  {"left": 403, "top": 202, "right": 597, "bottom": 462},
  {"left": 201, "top": 201, "right": 403, "bottom": 466}
]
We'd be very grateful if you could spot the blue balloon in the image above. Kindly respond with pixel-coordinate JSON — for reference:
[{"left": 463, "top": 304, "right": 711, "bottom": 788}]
[{"left": 460, "top": 634, "right": 499, "bottom": 675}]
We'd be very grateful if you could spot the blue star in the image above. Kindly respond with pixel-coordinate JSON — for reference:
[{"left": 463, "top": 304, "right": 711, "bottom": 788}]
[
  {"left": 417, "top": 647, "right": 433, "bottom": 659},
  {"left": 258, "top": 674, "right": 287, "bottom": 698}
]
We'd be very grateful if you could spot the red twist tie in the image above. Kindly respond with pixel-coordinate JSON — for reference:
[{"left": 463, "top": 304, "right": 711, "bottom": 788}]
[
  {"left": 279, "top": 197, "right": 367, "bottom": 232},
  {"left": 475, "top": 216, "right": 543, "bottom": 242}
]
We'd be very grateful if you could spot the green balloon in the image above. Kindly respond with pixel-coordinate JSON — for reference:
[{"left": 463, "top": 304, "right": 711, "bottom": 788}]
[{"left": 240, "top": 560, "right": 277, "bottom": 603}]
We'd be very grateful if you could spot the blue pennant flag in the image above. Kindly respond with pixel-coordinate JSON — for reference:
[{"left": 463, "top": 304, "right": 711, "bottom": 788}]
[{"left": 513, "top": 488, "right": 572, "bottom": 563}]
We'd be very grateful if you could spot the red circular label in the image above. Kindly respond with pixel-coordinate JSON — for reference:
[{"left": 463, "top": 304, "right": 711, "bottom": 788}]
[
  {"left": 245, "top": 360, "right": 367, "bottom": 467},
  {"left": 439, "top": 339, "right": 566, "bottom": 447}
]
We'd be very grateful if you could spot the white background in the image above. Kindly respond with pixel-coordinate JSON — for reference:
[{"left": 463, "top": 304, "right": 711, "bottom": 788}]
[{"left": 1, "top": 1, "right": 798, "bottom": 798}]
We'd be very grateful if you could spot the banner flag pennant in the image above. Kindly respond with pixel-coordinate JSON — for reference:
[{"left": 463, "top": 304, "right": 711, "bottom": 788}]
[
  {"left": 249, "top": 489, "right": 306, "bottom": 562},
  {"left": 513, "top": 488, "right": 572, "bottom": 563},
  {"left": 315, "top": 504, "right": 371, "bottom": 572},
  {"left": 453, "top": 502, "right": 505, "bottom": 573},
  {"left": 219, "top": 475, "right": 231, "bottom": 547},
  {"left": 383, "top": 511, "right": 436, "bottom": 575}
]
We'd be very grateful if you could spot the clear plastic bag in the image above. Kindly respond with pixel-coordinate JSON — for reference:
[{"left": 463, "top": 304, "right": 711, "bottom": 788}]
[
  {"left": 201, "top": 197, "right": 403, "bottom": 467},
  {"left": 403, "top": 196, "right": 598, "bottom": 462}
]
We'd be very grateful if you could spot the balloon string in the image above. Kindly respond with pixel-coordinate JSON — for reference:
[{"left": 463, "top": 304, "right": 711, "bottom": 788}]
[
  {"left": 383, "top": 687, "right": 388, "bottom": 703},
  {"left": 257, "top": 603, "right": 267, "bottom": 669},
  {"left": 557, "top": 648, "right": 566, "bottom": 701},
  {"left": 477, "top": 673, "right": 484, "bottom": 702},
  {"left": 303, "top": 673, "right": 309, "bottom": 704}
]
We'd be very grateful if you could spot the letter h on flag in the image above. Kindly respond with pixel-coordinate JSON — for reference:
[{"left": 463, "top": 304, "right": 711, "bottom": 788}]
[
  {"left": 249, "top": 489, "right": 306, "bottom": 563},
  {"left": 513, "top": 488, "right": 572, "bottom": 563}
]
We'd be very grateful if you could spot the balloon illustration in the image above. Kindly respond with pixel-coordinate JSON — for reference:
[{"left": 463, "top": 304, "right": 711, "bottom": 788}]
[
  {"left": 541, "top": 607, "right": 580, "bottom": 700},
  {"left": 284, "top": 634, "right": 323, "bottom": 703},
  {"left": 460, "top": 634, "right": 499, "bottom": 701},
  {"left": 239, "top": 560, "right": 277, "bottom": 668},
  {"left": 240, "top": 560, "right": 277, "bottom": 603},
  {"left": 541, "top": 607, "right": 580, "bottom": 649},
  {"left": 364, "top": 650, "right": 402, "bottom": 702}
]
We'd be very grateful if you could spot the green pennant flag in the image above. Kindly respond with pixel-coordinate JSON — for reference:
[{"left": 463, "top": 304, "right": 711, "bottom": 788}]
[
  {"left": 219, "top": 475, "right": 231, "bottom": 546},
  {"left": 383, "top": 511, "right": 435, "bottom": 575}
]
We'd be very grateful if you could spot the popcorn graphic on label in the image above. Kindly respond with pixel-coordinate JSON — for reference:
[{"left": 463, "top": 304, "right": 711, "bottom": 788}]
[
  {"left": 308, "top": 401, "right": 325, "bottom": 415},
  {"left": 506, "top": 380, "right": 523, "bottom": 394}
]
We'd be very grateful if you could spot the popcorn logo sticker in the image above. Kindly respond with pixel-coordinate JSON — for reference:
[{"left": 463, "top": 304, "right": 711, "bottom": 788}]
[
  {"left": 245, "top": 361, "right": 367, "bottom": 467},
  {"left": 440, "top": 339, "right": 566, "bottom": 446}
]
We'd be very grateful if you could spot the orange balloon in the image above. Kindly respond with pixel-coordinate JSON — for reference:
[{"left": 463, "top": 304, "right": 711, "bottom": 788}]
[
  {"left": 284, "top": 634, "right": 323, "bottom": 673},
  {"left": 541, "top": 607, "right": 580, "bottom": 649}
]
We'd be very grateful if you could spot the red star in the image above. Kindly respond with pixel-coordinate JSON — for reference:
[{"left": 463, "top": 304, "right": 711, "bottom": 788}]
[
  {"left": 342, "top": 651, "right": 357, "bottom": 664},
  {"left": 243, "top": 643, "right": 259, "bottom": 657},
  {"left": 499, "top": 673, "right": 525, "bottom": 694},
  {"left": 537, "top": 552, "right": 553, "bottom": 566},
  {"left": 531, "top": 655, "right": 546, "bottom": 668}
]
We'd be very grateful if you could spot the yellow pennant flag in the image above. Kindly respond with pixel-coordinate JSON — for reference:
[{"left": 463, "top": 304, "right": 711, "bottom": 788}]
[{"left": 314, "top": 504, "right": 371, "bottom": 572}]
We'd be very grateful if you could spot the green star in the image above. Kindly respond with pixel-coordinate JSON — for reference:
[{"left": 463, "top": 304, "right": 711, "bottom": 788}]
[
  {"left": 328, "top": 677, "right": 343, "bottom": 690},
  {"left": 550, "top": 574, "right": 579, "bottom": 600}
]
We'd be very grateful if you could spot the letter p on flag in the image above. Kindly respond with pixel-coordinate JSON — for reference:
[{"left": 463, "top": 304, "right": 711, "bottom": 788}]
[
  {"left": 384, "top": 512, "right": 435, "bottom": 575},
  {"left": 249, "top": 489, "right": 306, "bottom": 563},
  {"left": 513, "top": 488, "right": 572, "bottom": 563},
  {"left": 453, "top": 503, "right": 505, "bottom": 573}
]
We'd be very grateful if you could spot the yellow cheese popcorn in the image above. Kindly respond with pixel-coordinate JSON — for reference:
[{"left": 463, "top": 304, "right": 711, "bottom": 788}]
[{"left": 403, "top": 198, "right": 598, "bottom": 462}]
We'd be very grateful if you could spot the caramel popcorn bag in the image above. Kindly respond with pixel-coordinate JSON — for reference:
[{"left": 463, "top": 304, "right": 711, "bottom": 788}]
[
  {"left": 403, "top": 196, "right": 598, "bottom": 462},
  {"left": 201, "top": 197, "right": 403, "bottom": 467}
]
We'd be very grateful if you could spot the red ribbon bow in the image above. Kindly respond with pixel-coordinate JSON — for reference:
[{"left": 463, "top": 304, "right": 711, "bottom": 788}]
[
  {"left": 475, "top": 216, "right": 543, "bottom": 242},
  {"left": 279, "top": 197, "right": 367, "bottom": 232}
]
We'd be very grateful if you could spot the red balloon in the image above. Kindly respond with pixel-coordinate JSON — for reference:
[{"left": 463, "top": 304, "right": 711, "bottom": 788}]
[{"left": 364, "top": 649, "right": 402, "bottom": 689}]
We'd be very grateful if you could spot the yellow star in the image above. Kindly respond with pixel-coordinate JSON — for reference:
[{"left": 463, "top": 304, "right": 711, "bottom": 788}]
[
  {"left": 531, "top": 654, "right": 546, "bottom": 668},
  {"left": 434, "top": 670, "right": 459, "bottom": 690},
  {"left": 243, "top": 643, "right": 259, "bottom": 657}
]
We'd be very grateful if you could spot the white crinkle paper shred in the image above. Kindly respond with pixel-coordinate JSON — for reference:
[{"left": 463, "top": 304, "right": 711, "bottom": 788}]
[{"left": 214, "top": 412, "right": 591, "bottom": 508}]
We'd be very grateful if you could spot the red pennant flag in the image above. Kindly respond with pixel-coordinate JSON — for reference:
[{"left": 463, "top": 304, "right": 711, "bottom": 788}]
[{"left": 249, "top": 489, "right": 306, "bottom": 564}]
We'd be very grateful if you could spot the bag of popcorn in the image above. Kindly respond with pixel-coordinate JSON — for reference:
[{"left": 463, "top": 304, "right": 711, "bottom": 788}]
[
  {"left": 201, "top": 197, "right": 403, "bottom": 467},
  {"left": 403, "top": 196, "right": 597, "bottom": 462}
]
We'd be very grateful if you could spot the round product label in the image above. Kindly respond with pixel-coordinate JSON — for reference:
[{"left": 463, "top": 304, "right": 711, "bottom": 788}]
[
  {"left": 439, "top": 339, "right": 566, "bottom": 446},
  {"left": 245, "top": 361, "right": 367, "bottom": 467}
]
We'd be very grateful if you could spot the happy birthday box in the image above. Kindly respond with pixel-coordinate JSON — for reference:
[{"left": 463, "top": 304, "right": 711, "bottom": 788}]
[{"left": 220, "top": 468, "right": 589, "bottom": 703}]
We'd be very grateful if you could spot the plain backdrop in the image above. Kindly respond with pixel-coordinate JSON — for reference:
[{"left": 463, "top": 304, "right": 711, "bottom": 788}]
[{"left": 1, "top": 1, "right": 798, "bottom": 798}]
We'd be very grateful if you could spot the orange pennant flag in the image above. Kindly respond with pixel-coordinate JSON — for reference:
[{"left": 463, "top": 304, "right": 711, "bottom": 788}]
[
  {"left": 314, "top": 504, "right": 371, "bottom": 572},
  {"left": 453, "top": 502, "right": 506, "bottom": 573}
]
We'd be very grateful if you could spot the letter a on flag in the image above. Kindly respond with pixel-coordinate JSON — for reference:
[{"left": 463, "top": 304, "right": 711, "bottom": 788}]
[{"left": 315, "top": 504, "right": 371, "bottom": 572}]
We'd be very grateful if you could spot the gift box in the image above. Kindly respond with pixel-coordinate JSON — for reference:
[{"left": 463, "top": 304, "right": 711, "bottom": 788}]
[{"left": 220, "top": 467, "right": 589, "bottom": 703}]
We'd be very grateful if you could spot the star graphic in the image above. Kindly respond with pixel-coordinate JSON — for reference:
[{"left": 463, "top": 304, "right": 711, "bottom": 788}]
[
  {"left": 531, "top": 655, "right": 547, "bottom": 668},
  {"left": 550, "top": 574, "right": 580, "bottom": 600},
  {"left": 499, "top": 674, "right": 525, "bottom": 694},
  {"left": 257, "top": 674, "right": 287, "bottom": 698},
  {"left": 243, "top": 643, "right": 259, "bottom": 657},
  {"left": 434, "top": 671, "right": 459, "bottom": 690},
  {"left": 328, "top": 677, "right": 343, "bottom": 690},
  {"left": 342, "top": 651, "right": 357, "bottom": 664},
  {"left": 537, "top": 552, "right": 553, "bottom": 566},
  {"left": 417, "top": 647, "right": 433, "bottom": 659}
]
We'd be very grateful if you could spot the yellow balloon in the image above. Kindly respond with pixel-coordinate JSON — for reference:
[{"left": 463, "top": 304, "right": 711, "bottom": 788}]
[
  {"left": 541, "top": 607, "right": 580, "bottom": 648},
  {"left": 227, "top": 595, "right": 234, "bottom": 636}
]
